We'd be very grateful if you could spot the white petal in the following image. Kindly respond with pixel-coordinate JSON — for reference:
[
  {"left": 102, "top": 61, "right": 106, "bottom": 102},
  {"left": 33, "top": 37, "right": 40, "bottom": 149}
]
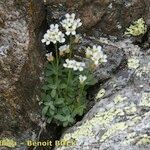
[
  {"left": 46, "top": 41, "right": 50, "bottom": 45},
  {"left": 65, "top": 13, "right": 70, "bottom": 18},
  {"left": 66, "top": 31, "right": 70, "bottom": 35},
  {"left": 50, "top": 24, "right": 54, "bottom": 29},
  {"left": 41, "top": 39, "right": 46, "bottom": 43},
  {"left": 53, "top": 40, "right": 57, "bottom": 44},
  {"left": 71, "top": 13, "right": 75, "bottom": 19},
  {"left": 72, "top": 31, "right": 76, "bottom": 35},
  {"left": 60, "top": 38, "right": 65, "bottom": 43},
  {"left": 55, "top": 24, "right": 59, "bottom": 28},
  {"left": 63, "top": 64, "right": 67, "bottom": 68}
]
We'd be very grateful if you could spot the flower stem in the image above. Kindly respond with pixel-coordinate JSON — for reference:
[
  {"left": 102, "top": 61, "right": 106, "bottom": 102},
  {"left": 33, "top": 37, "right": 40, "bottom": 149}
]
[
  {"left": 55, "top": 44, "right": 59, "bottom": 87},
  {"left": 66, "top": 35, "right": 73, "bottom": 93},
  {"left": 69, "top": 35, "right": 73, "bottom": 58},
  {"left": 77, "top": 84, "right": 84, "bottom": 102},
  {"left": 55, "top": 44, "right": 59, "bottom": 68},
  {"left": 67, "top": 70, "right": 71, "bottom": 86}
]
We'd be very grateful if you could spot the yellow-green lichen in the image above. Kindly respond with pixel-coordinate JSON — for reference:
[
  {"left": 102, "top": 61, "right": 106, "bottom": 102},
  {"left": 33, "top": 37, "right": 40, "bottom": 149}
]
[
  {"left": 114, "top": 95, "right": 127, "bottom": 104},
  {"left": 128, "top": 57, "right": 140, "bottom": 69},
  {"left": 136, "top": 62, "right": 150, "bottom": 77},
  {"left": 128, "top": 116, "right": 141, "bottom": 127},
  {"left": 139, "top": 92, "right": 150, "bottom": 107},
  {"left": 95, "top": 89, "right": 106, "bottom": 100},
  {"left": 63, "top": 106, "right": 138, "bottom": 142},
  {"left": 136, "top": 135, "right": 150, "bottom": 145},
  {"left": 125, "top": 18, "right": 147, "bottom": 36},
  {"left": 123, "top": 132, "right": 137, "bottom": 145},
  {"left": 124, "top": 134, "right": 150, "bottom": 145},
  {"left": 124, "top": 106, "right": 137, "bottom": 114},
  {"left": 100, "top": 122, "right": 127, "bottom": 142},
  {"left": 63, "top": 108, "right": 125, "bottom": 141}
]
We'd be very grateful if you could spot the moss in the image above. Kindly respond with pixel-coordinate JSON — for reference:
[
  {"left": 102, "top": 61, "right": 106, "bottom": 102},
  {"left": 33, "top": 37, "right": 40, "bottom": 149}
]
[{"left": 125, "top": 18, "right": 147, "bottom": 36}]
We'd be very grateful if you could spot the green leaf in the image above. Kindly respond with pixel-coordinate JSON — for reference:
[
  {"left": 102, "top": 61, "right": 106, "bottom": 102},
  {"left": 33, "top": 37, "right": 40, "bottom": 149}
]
[
  {"left": 48, "top": 109, "right": 55, "bottom": 116},
  {"left": 60, "top": 84, "right": 67, "bottom": 89},
  {"left": 47, "top": 78, "right": 54, "bottom": 84},
  {"left": 62, "top": 107, "right": 70, "bottom": 115},
  {"left": 44, "top": 101, "right": 55, "bottom": 111},
  {"left": 42, "top": 85, "right": 50, "bottom": 91},
  {"left": 50, "top": 68, "right": 58, "bottom": 75},
  {"left": 47, "top": 118, "right": 52, "bottom": 123},
  {"left": 51, "top": 89, "right": 56, "bottom": 98},
  {"left": 46, "top": 63, "right": 53, "bottom": 70},
  {"left": 54, "top": 114, "right": 65, "bottom": 121},
  {"left": 41, "top": 93, "right": 47, "bottom": 101},
  {"left": 50, "top": 103, "right": 55, "bottom": 110},
  {"left": 55, "top": 98, "right": 64, "bottom": 105},
  {"left": 73, "top": 105, "right": 86, "bottom": 116},
  {"left": 86, "top": 74, "right": 97, "bottom": 86},
  {"left": 45, "top": 70, "right": 53, "bottom": 76},
  {"left": 42, "top": 106, "right": 49, "bottom": 116},
  {"left": 63, "top": 122, "right": 69, "bottom": 127},
  {"left": 42, "top": 95, "right": 51, "bottom": 102},
  {"left": 49, "top": 84, "right": 57, "bottom": 89}
]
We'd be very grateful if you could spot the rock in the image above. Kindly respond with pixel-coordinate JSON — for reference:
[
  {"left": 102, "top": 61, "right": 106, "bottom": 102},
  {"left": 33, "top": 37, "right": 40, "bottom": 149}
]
[
  {"left": 77, "top": 36, "right": 125, "bottom": 81},
  {"left": 72, "top": 36, "right": 125, "bottom": 84},
  {"left": 54, "top": 38, "right": 150, "bottom": 150},
  {"left": 46, "top": 0, "right": 150, "bottom": 36},
  {"left": 0, "top": 0, "right": 46, "bottom": 148}
]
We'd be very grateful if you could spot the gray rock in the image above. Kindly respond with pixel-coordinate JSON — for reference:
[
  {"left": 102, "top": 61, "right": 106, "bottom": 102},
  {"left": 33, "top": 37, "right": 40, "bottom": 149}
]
[
  {"left": 46, "top": 0, "right": 150, "bottom": 36},
  {"left": 0, "top": 0, "right": 46, "bottom": 148},
  {"left": 54, "top": 38, "right": 150, "bottom": 150}
]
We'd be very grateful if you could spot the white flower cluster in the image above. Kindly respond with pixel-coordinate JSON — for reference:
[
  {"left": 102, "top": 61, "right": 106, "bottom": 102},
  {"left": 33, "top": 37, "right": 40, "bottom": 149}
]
[
  {"left": 79, "top": 75, "right": 87, "bottom": 84},
  {"left": 59, "top": 45, "right": 70, "bottom": 56},
  {"left": 86, "top": 45, "right": 107, "bottom": 66},
  {"left": 41, "top": 24, "right": 65, "bottom": 45},
  {"left": 45, "top": 52, "right": 54, "bottom": 62},
  {"left": 61, "top": 13, "right": 82, "bottom": 35},
  {"left": 63, "top": 59, "right": 85, "bottom": 71}
]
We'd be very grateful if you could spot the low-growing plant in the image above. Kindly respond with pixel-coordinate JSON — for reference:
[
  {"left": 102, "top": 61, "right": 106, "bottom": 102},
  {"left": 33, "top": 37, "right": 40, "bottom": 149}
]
[{"left": 41, "top": 13, "right": 107, "bottom": 127}]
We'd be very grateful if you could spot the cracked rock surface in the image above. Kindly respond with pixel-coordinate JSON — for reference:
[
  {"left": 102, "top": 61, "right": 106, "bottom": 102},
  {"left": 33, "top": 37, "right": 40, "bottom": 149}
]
[
  {"left": 55, "top": 38, "right": 150, "bottom": 150},
  {"left": 46, "top": 0, "right": 150, "bottom": 36},
  {"left": 0, "top": 0, "right": 46, "bottom": 147}
]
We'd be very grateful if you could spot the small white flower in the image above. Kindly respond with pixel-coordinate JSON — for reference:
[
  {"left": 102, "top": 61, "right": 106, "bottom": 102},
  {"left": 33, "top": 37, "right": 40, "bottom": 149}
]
[
  {"left": 79, "top": 75, "right": 87, "bottom": 84},
  {"left": 41, "top": 24, "right": 65, "bottom": 45},
  {"left": 61, "top": 13, "right": 82, "bottom": 36},
  {"left": 85, "top": 45, "right": 107, "bottom": 66},
  {"left": 63, "top": 59, "right": 85, "bottom": 71},
  {"left": 45, "top": 52, "right": 54, "bottom": 62},
  {"left": 85, "top": 47, "right": 93, "bottom": 58},
  {"left": 128, "top": 57, "right": 140, "bottom": 69},
  {"left": 59, "top": 45, "right": 70, "bottom": 56},
  {"left": 74, "top": 34, "right": 82, "bottom": 43}
]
